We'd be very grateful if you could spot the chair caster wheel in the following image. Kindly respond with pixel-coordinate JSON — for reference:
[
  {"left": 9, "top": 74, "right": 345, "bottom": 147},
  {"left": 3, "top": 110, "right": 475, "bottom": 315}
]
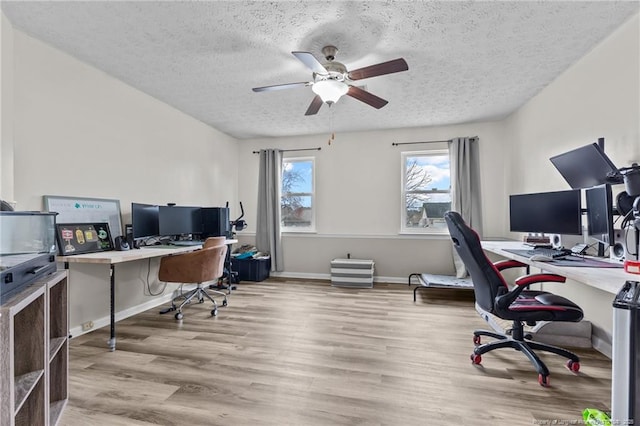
[
  {"left": 211, "top": 309, "right": 218, "bottom": 316},
  {"left": 222, "top": 299, "right": 228, "bottom": 307},
  {"left": 198, "top": 298, "right": 204, "bottom": 304},
  {"left": 473, "top": 335, "right": 481, "bottom": 345},
  {"left": 538, "top": 374, "right": 550, "bottom": 387},
  {"left": 470, "top": 353, "right": 482, "bottom": 364},
  {"left": 566, "top": 360, "right": 580, "bottom": 373},
  {"left": 175, "top": 312, "right": 184, "bottom": 320}
]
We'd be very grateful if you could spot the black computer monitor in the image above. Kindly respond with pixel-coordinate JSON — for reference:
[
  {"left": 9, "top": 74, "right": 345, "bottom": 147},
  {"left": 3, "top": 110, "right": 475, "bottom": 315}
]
[
  {"left": 549, "top": 142, "right": 622, "bottom": 189},
  {"left": 585, "top": 184, "right": 615, "bottom": 246},
  {"left": 158, "top": 206, "right": 202, "bottom": 237},
  {"left": 201, "top": 207, "right": 230, "bottom": 238},
  {"left": 509, "top": 189, "right": 582, "bottom": 235},
  {"left": 131, "top": 202, "right": 159, "bottom": 239}
]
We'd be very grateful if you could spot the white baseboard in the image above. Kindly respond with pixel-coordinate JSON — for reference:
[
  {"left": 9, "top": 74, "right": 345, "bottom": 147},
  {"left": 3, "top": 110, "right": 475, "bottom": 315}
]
[
  {"left": 269, "top": 271, "right": 331, "bottom": 281},
  {"left": 69, "top": 292, "right": 179, "bottom": 339},
  {"left": 591, "top": 335, "right": 612, "bottom": 359},
  {"left": 268, "top": 271, "right": 408, "bottom": 284}
]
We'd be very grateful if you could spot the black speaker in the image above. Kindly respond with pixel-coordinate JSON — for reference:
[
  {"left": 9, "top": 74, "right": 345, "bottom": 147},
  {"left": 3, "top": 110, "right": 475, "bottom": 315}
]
[
  {"left": 114, "top": 236, "right": 130, "bottom": 251},
  {"left": 201, "top": 207, "right": 230, "bottom": 238}
]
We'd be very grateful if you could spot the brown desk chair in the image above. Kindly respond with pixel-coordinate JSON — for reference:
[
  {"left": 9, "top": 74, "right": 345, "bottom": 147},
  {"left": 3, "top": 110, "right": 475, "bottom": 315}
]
[
  {"left": 204, "top": 236, "right": 238, "bottom": 293},
  {"left": 159, "top": 244, "right": 228, "bottom": 320},
  {"left": 203, "top": 236, "right": 226, "bottom": 248}
]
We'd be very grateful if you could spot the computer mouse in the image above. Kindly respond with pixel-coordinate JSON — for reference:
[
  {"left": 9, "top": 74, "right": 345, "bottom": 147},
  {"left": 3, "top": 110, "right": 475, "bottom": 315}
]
[{"left": 529, "top": 254, "right": 554, "bottom": 262}]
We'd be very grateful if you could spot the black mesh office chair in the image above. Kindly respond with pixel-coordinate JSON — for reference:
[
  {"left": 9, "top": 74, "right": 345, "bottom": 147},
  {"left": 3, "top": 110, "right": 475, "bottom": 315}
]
[{"left": 444, "top": 211, "right": 584, "bottom": 386}]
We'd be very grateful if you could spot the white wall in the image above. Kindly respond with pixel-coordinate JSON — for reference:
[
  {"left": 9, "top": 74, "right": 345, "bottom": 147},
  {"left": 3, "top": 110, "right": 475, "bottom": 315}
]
[
  {"left": 236, "top": 121, "right": 507, "bottom": 280},
  {"left": 4, "top": 24, "right": 240, "bottom": 332},
  {"left": 1, "top": 13, "right": 15, "bottom": 203},
  {"left": 503, "top": 13, "right": 640, "bottom": 353}
]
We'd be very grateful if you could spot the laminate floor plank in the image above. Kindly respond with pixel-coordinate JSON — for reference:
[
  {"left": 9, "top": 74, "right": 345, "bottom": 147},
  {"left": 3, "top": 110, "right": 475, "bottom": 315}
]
[{"left": 61, "top": 280, "right": 612, "bottom": 426}]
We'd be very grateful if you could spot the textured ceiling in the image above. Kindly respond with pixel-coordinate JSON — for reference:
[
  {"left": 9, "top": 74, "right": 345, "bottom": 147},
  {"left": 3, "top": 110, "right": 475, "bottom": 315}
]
[{"left": 2, "top": 1, "right": 639, "bottom": 139}]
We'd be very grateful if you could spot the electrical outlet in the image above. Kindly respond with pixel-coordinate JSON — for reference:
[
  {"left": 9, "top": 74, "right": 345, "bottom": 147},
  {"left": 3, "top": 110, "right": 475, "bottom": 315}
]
[{"left": 82, "top": 321, "right": 94, "bottom": 331}]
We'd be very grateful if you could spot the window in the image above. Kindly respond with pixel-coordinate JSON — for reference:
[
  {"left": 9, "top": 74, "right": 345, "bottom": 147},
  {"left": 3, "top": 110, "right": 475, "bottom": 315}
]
[
  {"left": 401, "top": 150, "right": 451, "bottom": 233},
  {"left": 281, "top": 157, "right": 315, "bottom": 231}
]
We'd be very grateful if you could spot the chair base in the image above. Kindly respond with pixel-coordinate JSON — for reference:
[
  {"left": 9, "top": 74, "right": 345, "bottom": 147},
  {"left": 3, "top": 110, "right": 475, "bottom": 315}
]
[
  {"left": 160, "top": 283, "right": 228, "bottom": 319},
  {"left": 471, "top": 321, "right": 580, "bottom": 385}
]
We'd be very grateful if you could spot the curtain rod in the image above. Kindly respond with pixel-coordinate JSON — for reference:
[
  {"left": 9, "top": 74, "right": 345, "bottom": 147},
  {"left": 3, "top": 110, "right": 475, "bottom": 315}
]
[
  {"left": 392, "top": 136, "right": 478, "bottom": 147},
  {"left": 252, "top": 147, "right": 321, "bottom": 154}
]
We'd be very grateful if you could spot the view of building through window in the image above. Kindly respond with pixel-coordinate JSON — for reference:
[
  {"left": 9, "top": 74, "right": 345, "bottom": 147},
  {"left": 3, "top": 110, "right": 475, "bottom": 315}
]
[
  {"left": 281, "top": 157, "right": 314, "bottom": 230},
  {"left": 402, "top": 151, "right": 451, "bottom": 232}
]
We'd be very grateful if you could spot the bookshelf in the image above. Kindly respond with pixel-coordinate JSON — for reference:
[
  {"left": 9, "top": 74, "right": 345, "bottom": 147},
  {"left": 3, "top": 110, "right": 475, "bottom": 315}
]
[{"left": 0, "top": 271, "right": 68, "bottom": 425}]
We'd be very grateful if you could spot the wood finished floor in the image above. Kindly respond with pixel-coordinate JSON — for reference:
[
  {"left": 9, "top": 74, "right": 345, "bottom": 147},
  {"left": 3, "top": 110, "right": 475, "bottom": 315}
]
[{"left": 61, "top": 279, "right": 612, "bottom": 426}]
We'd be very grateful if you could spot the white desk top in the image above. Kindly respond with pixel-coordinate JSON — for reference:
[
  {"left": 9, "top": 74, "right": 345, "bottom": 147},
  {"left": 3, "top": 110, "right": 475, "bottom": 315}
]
[
  {"left": 58, "top": 239, "right": 238, "bottom": 265},
  {"left": 481, "top": 240, "right": 637, "bottom": 295}
]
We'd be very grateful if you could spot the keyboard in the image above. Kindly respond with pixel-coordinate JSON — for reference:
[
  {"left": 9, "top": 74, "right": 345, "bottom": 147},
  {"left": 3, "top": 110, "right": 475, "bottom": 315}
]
[
  {"left": 170, "top": 240, "right": 203, "bottom": 246},
  {"left": 527, "top": 247, "right": 572, "bottom": 259}
]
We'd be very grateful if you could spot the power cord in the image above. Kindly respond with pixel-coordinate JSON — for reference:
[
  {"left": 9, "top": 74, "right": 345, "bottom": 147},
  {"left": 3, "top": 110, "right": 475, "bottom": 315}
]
[{"left": 144, "top": 258, "right": 167, "bottom": 296}]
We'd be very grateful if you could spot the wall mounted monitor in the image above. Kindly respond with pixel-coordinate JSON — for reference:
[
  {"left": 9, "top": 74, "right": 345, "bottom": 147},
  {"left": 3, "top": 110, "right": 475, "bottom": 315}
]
[
  {"left": 158, "top": 206, "right": 202, "bottom": 237},
  {"left": 131, "top": 202, "right": 159, "bottom": 239},
  {"left": 549, "top": 142, "right": 622, "bottom": 189},
  {"left": 509, "top": 189, "right": 583, "bottom": 235},
  {"left": 585, "top": 184, "right": 615, "bottom": 246}
]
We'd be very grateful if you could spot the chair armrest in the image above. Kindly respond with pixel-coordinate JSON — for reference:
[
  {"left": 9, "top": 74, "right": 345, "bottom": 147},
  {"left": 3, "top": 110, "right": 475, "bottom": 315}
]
[
  {"left": 514, "top": 273, "right": 566, "bottom": 287},
  {"left": 495, "top": 273, "right": 566, "bottom": 310},
  {"left": 493, "top": 259, "right": 528, "bottom": 271}
]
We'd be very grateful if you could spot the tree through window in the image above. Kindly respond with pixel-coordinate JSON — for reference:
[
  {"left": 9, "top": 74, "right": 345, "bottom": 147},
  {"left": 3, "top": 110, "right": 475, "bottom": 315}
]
[
  {"left": 401, "top": 151, "right": 451, "bottom": 232},
  {"left": 281, "top": 157, "right": 315, "bottom": 231}
]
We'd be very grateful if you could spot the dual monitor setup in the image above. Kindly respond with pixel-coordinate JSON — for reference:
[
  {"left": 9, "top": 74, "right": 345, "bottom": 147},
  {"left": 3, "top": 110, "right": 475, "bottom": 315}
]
[
  {"left": 510, "top": 184, "right": 615, "bottom": 250},
  {"left": 510, "top": 141, "right": 623, "bottom": 256},
  {"left": 131, "top": 203, "right": 230, "bottom": 244}
]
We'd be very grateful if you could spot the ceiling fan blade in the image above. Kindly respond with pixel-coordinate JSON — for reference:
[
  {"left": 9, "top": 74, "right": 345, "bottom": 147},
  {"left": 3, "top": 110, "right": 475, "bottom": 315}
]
[
  {"left": 292, "top": 51, "right": 328, "bottom": 75},
  {"left": 347, "top": 58, "right": 408, "bottom": 81},
  {"left": 252, "top": 82, "right": 310, "bottom": 92},
  {"left": 304, "top": 95, "right": 323, "bottom": 116},
  {"left": 347, "top": 86, "right": 388, "bottom": 109}
]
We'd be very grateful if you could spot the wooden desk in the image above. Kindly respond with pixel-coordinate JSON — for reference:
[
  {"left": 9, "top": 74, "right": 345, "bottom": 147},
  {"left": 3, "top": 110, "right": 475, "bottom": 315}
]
[
  {"left": 481, "top": 240, "right": 637, "bottom": 295},
  {"left": 59, "top": 240, "right": 237, "bottom": 351}
]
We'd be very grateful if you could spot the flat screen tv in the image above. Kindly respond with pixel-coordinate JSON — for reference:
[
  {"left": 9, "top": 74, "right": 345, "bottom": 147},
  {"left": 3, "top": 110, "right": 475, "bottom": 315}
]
[
  {"left": 549, "top": 142, "right": 621, "bottom": 189},
  {"left": 585, "top": 184, "right": 615, "bottom": 246},
  {"left": 509, "top": 189, "right": 582, "bottom": 235}
]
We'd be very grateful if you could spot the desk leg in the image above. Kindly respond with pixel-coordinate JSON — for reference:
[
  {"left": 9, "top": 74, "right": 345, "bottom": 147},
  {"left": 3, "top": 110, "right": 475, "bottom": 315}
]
[{"left": 108, "top": 264, "right": 116, "bottom": 351}]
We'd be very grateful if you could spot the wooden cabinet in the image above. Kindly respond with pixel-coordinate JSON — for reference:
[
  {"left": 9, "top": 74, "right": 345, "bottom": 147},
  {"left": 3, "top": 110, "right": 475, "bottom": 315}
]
[{"left": 0, "top": 271, "right": 68, "bottom": 426}]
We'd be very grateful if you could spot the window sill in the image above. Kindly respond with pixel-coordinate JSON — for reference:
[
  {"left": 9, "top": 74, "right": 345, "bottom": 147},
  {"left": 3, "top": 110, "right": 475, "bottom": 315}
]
[
  {"left": 398, "top": 230, "right": 450, "bottom": 237},
  {"left": 282, "top": 229, "right": 317, "bottom": 234}
]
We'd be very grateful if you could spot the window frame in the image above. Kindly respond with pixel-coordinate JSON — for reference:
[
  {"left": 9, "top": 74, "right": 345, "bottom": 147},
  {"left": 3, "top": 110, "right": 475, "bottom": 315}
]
[
  {"left": 400, "top": 149, "right": 451, "bottom": 235},
  {"left": 281, "top": 156, "right": 316, "bottom": 233}
]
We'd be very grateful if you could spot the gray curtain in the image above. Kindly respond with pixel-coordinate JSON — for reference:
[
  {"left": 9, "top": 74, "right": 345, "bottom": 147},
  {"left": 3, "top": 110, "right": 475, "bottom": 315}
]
[
  {"left": 449, "top": 137, "right": 483, "bottom": 278},
  {"left": 256, "top": 149, "right": 284, "bottom": 272}
]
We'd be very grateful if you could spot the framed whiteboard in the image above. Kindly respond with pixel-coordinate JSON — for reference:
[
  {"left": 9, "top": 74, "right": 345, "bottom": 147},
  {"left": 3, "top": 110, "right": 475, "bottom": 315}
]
[{"left": 43, "top": 195, "right": 123, "bottom": 238}]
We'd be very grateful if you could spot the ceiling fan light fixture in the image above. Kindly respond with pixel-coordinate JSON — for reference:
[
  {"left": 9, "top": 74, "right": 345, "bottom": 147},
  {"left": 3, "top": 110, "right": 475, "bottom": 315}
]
[{"left": 312, "top": 79, "right": 348, "bottom": 104}]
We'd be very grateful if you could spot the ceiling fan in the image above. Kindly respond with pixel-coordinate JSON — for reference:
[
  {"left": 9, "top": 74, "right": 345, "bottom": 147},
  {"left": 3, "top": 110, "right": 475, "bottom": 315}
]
[{"left": 252, "top": 45, "right": 408, "bottom": 116}]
